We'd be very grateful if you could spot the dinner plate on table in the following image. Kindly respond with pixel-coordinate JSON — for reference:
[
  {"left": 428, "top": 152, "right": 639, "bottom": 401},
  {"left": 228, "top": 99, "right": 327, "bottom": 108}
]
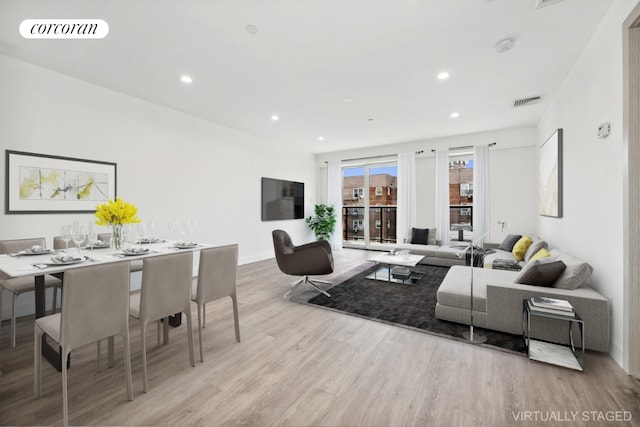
[
  {"left": 45, "top": 256, "right": 85, "bottom": 266},
  {"left": 121, "top": 247, "right": 150, "bottom": 256},
  {"left": 83, "top": 242, "right": 110, "bottom": 249},
  {"left": 139, "top": 238, "right": 164, "bottom": 244},
  {"left": 173, "top": 242, "right": 198, "bottom": 249},
  {"left": 13, "top": 248, "right": 53, "bottom": 256}
]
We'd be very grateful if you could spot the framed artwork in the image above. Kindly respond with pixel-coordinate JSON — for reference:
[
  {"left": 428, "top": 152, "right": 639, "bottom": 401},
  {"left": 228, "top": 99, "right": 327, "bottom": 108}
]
[
  {"left": 539, "top": 129, "right": 563, "bottom": 218},
  {"left": 5, "top": 150, "right": 117, "bottom": 214}
]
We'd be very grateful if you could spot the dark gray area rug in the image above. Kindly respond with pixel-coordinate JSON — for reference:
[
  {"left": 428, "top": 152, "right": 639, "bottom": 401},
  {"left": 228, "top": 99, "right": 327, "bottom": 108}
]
[{"left": 296, "top": 263, "right": 527, "bottom": 356}]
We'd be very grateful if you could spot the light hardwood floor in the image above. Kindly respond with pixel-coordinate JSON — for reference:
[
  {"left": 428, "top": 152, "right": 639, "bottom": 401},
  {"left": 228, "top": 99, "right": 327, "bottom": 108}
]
[{"left": 1, "top": 249, "right": 639, "bottom": 426}]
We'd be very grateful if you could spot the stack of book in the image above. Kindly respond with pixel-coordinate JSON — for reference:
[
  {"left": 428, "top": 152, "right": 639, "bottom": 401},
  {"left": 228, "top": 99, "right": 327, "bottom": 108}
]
[
  {"left": 391, "top": 266, "right": 411, "bottom": 280},
  {"left": 528, "top": 296, "right": 575, "bottom": 317},
  {"left": 492, "top": 258, "right": 521, "bottom": 271}
]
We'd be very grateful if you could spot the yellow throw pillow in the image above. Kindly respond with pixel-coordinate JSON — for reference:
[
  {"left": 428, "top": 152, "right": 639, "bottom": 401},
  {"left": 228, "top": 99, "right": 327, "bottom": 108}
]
[
  {"left": 529, "top": 247, "right": 551, "bottom": 262},
  {"left": 512, "top": 235, "right": 533, "bottom": 261}
]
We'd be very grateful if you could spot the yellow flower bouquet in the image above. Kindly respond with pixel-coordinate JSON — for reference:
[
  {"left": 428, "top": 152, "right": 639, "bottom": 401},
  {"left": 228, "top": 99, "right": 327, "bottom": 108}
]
[{"left": 94, "top": 198, "right": 141, "bottom": 249}]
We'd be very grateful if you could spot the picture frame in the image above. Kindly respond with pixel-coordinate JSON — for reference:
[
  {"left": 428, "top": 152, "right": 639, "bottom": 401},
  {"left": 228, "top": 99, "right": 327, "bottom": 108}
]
[
  {"left": 539, "top": 129, "right": 563, "bottom": 218},
  {"left": 5, "top": 150, "right": 117, "bottom": 214}
]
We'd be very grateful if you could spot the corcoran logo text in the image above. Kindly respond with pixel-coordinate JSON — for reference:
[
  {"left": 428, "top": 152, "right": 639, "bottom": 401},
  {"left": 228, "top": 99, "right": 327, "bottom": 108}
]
[{"left": 19, "top": 19, "right": 109, "bottom": 39}]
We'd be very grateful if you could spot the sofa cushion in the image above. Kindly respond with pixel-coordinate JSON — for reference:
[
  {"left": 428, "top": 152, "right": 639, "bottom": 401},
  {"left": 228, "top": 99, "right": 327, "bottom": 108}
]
[
  {"left": 514, "top": 259, "right": 566, "bottom": 287},
  {"left": 410, "top": 228, "right": 429, "bottom": 245},
  {"left": 512, "top": 235, "right": 533, "bottom": 261},
  {"left": 553, "top": 253, "right": 593, "bottom": 290},
  {"left": 529, "top": 247, "right": 551, "bottom": 262},
  {"left": 524, "top": 239, "right": 548, "bottom": 262},
  {"left": 498, "top": 234, "right": 522, "bottom": 251},
  {"left": 436, "top": 246, "right": 466, "bottom": 260}
]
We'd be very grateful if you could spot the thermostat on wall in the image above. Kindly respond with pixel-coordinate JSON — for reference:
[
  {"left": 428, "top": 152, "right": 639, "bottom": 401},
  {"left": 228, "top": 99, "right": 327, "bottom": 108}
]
[{"left": 597, "top": 122, "right": 611, "bottom": 138}]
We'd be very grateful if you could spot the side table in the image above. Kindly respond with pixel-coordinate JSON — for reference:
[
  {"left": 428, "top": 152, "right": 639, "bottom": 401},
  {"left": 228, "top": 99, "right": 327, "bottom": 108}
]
[{"left": 522, "top": 299, "right": 585, "bottom": 371}]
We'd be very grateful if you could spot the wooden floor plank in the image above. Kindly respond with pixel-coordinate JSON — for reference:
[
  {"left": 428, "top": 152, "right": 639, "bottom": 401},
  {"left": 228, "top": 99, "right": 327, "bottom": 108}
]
[{"left": 1, "top": 248, "right": 639, "bottom": 426}]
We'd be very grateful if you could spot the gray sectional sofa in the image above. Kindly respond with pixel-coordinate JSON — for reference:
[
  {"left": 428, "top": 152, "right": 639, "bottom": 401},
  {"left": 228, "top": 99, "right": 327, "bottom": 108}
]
[
  {"left": 435, "top": 265, "right": 609, "bottom": 352},
  {"left": 396, "top": 229, "right": 610, "bottom": 352}
]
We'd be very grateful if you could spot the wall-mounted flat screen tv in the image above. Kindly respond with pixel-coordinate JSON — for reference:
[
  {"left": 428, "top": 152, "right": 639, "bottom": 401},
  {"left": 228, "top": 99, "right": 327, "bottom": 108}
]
[{"left": 261, "top": 177, "right": 305, "bottom": 221}]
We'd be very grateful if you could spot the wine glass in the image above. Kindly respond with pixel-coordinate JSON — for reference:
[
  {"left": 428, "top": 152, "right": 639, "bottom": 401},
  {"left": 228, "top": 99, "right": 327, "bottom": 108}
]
[
  {"left": 168, "top": 218, "right": 178, "bottom": 241},
  {"left": 87, "top": 222, "right": 97, "bottom": 251},
  {"left": 60, "top": 225, "right": 72, "bottom": 251},
  {"left": 73, "top": 225, "right": 86, "bottom": 255}
]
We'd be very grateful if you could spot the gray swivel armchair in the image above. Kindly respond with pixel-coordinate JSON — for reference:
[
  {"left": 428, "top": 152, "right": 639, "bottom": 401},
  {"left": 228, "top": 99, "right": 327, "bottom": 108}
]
[{"left": 272, "top": 229, "right": 334, "bottom": 298}]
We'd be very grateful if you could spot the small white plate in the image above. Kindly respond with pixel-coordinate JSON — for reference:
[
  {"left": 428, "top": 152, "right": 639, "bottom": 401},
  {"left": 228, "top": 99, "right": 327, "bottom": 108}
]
[
  {"left": 14, "top": 249, "right": 53, "bottom": 256},
  {"left": 122, "top": 248, "right": 150, "bottom": 256},
  {"left": 46, "top": 256, "right": 85, "bottom": 265},
  {"left": 174, "top": 243, "right": 198, "bottom": 249}
]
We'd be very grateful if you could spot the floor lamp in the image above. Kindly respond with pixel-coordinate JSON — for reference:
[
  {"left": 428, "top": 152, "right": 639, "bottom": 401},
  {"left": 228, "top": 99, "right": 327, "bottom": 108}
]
[{"left": 460, "top": 220, "right": 508, "bottom": 344}]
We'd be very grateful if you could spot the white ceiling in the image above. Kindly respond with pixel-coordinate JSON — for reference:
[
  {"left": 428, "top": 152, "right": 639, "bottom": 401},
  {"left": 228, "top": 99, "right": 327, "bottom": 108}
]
[{"left": 0, "top": 0, "right": 613, "bottom": 153}]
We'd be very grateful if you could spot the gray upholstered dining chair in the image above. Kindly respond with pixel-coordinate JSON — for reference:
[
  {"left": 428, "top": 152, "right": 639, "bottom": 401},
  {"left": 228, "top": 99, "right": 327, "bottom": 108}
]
[
  {"left": 191, "top": 244, "right": 240, "bottom": 362},
  {"left": 271, "top": 230, "right": 334, "bottom": 298},
  {"left": 34, "top": 262, "right": 133, "bottom": 427},
  {"left": 0, "top": 238, "right": 61, "bottom": 348},
  {"left": 129, "top": 251, "right": 195, "bottom": 393}
]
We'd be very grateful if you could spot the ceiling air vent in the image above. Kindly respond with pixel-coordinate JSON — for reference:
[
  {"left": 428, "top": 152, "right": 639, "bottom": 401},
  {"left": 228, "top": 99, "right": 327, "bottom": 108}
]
[
  {"left": 534, "top": 0, "right": 564, "bottom": 9},
  {"left": 513, "top": 96, "right": 542, "bottom": 108}
]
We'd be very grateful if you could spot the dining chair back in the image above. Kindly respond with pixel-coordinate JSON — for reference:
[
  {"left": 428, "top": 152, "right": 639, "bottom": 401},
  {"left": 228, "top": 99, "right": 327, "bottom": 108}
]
[
  {"left": 34, "top": 262, "right": 133, "bottom": 427},
  {"left": 0, "top": 237, "right": 61, "bottom": 348},
  {"left": 192, "top": 244, "right": 240, "bottom": 362},
  {"left": 129, "top": 251, "right": 195, "bottom": 392}
]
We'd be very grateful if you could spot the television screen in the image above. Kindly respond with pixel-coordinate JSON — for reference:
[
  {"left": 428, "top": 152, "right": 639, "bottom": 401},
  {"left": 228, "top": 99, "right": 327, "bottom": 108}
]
[{"left": 261, "top": 177, "right": 305, "bottom": 221}]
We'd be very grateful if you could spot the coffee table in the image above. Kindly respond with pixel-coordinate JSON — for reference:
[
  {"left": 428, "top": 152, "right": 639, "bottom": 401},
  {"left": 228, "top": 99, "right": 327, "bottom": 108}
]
[{"left": 366, "top": 253, "right": 425, "bottom": 285}]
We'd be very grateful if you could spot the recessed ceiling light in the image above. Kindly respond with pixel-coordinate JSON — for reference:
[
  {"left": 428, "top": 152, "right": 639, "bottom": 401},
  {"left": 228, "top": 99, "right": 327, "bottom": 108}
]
[
  {"left": 450, "top": 112, "right": 460, "bottom": 118},
  {"left": 318, "top": 136, "right": 325, "bottom": 141},
  {"left": 342, "top": 97, "right": 353, "bottom": 103},
  {"left": 271, "top": 114, "right": 279, "bottom": 121},
  {"left": 246, "top": 25, "right": 259, "bottom": 35},
  {"left": 180, "top": 75, "right": 193, "bottom": 84},
  {"left": 437, "top": 72, "right": 450, "bottom": 80},
  {"left": 495, "top": 38, "right": 515, "bottom": 53}
]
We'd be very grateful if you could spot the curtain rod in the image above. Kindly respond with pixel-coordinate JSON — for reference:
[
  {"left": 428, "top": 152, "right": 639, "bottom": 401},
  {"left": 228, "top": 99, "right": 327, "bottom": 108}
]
[
  {"left": 324, "top": 150, "right": 424, "bottom": 164},
  {"left": 430, "top": 142, "right": 496, "bottom": 153}
]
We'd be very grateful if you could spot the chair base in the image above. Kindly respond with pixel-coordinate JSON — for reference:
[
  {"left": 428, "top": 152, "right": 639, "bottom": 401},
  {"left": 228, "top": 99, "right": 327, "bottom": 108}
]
[{"left": 284, "top": 276, "right": 331, "bottom": 298}]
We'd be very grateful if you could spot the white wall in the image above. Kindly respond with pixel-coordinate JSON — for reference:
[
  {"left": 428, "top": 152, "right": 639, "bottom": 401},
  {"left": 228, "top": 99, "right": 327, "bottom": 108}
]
[
  {"left": 315, "top": 126, "right": 539, "bottom": 244},
  {"left": 0, "top": 54, "right": 317, "bottom": 319},
  {"left": 537, "top": 0, "right": 639, "bottom": 366}
]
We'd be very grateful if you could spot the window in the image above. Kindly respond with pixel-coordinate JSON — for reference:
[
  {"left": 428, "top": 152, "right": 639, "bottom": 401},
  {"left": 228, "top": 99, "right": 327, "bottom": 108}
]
[
  {"left": 460, "top": 208, "right": 471, "bottom": 216},
  {"left": 460, "top": 183, "right": 473, "bottom": 197},
  {"left": 353, "top": 219, "right": 363, "bottom": 231},
  {"left": 375, "top": 186, "right": 383, "bottom": 196},
  {"left": 350, "top": 207, "right": 364, "bottom": 216},
  {"left": 353, "top": 188, "right": 364, "bottom": 199},
  {"left": 375, "top": 220, "right": 381, "bottom": 229}
]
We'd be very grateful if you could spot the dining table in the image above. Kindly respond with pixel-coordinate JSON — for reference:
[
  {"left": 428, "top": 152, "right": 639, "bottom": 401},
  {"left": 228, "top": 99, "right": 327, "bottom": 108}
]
[{"left": 0, "top": 238, "right": 211, "bottom": 372}]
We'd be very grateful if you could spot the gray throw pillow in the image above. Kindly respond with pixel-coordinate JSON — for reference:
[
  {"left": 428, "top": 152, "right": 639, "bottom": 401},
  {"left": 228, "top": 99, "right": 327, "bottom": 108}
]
[
  {"left": 524, "top": 240, "right": 548, "bottom": 262},
  {"left": 498, "top": 234, "right": 522, "bottom": 251},
  {"left": 553, "top": 253, "right": 593, "bottom": 290},
  {"left": 427, "top": 227, "right": 437, "bottom": 245},
  {"left": 515, "top": 259, "right": 566, "bottom": 287},
  {"left": 410, "top": 228, "right": 429, "bottom": 245}
]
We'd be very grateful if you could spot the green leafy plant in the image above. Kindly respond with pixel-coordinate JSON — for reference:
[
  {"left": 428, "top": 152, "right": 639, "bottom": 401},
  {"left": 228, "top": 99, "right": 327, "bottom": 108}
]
[{"left": 306, "top": 204, "right": 336, "bottom": 241}]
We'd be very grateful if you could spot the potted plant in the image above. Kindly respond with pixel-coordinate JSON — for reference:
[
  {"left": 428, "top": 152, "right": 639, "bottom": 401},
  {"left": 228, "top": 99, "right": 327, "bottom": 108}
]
[{"left": 306, "top": 204, "right": 336, "bottom": 241}]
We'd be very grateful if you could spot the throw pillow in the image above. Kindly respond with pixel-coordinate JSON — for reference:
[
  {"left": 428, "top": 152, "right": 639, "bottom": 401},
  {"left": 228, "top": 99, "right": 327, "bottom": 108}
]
[
  {"left": 553, "top": 253, "right": 594, "bottom": 290},
  {"left": 515, "top": 259, "right": 566, "bottom": 287},
  {"left": 524, "top": 240, "right": 548, "bottom": 262},
  {"left": 512, "top": 235, "right": 533, "bottom": 261},
  {"left": 529, "top": 247, "right": 551, "bottom": 262},
  {"left": 428, "top": 227, "right": 437, "bottom": 245},
  {"left": 498, "top": 234, "right": 522, "bottom": 251},
  {"left": 410, "top": 228, "right": 429, "bottom": 245}
]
